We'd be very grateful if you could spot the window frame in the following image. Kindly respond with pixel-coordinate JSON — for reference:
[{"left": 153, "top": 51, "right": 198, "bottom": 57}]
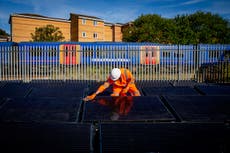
[
  {"left": 93, "top": 33, "right": 98, "bottom": 39},
  {"left": 93, "top": 20, "right": 98, "bottom": 26},
  {"left": 82, "top": 19, "right": 86, "bottom": 24},
  {"left": 82, "top": 32, "right": 87, "bottom": 38}
]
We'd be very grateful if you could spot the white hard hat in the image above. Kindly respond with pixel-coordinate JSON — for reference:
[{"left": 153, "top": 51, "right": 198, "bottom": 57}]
[{"left": 110, "top": 68, "right": 121, "bottom": 81}]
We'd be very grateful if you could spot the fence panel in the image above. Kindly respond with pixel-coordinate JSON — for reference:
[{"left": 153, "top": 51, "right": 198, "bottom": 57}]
[{"left": 0, "top": 43, "right": 229, "bottom": 83}]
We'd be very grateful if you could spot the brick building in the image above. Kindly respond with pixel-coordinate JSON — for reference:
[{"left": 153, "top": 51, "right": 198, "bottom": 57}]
[{"left": 9, "top": 13, "right": 123, "bottom": 42}]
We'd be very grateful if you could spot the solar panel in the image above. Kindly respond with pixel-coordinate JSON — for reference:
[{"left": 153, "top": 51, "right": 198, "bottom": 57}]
[
  {"left": 83, "top": 96, "right": 175, "bottom": 122},
  {"left": 0, "top": 97, "right": 82, "bottom": 122},
  {"left": 0, "top": 98, "right": 5, "bottom": 107},
  {"left": 28, "top": 86, "right": 85, "bottom": 98},
  {"left": 0, "top": 81, "right": 7, "bottom": 88},
  {"left": 85, "top": 82, "right": 113, "bottom": 96},
  {"left": 143, "top": 86, "right": 199, "bottom": 96},
  {"left": 195, "top": 85, "right": 230, "bottom": 95},
  {"left": 63, "top": 80, "right": 89, "bottom": 88},
  {"left": 31, "top": 79, "right": 64, "bottom": 83},
  {"left": 171, "top": 80, "right": 198, "bottom": 87},
  {"left": 1, "top": 80, "right": 22, "bottom": 84},
  {"left": 30, "top": 80, "right": 88, "bottom": 88},
  {"left": 0, "top": 122, "right": 91, "bottom": 153},
  {"left": 0, "top": 82, "right": 31, "bottom": 98},
  {"left": 164, "top": 95, "right": 230, "bottom": 122},
  {"left": 136, "top": 80, "right": 172, "bottom": 88},
  {"left": 100, "top": 123, "right": 229, "bottom": 153}
]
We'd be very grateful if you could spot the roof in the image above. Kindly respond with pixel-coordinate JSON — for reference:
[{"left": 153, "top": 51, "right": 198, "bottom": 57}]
[
  {"left": 70, "top": 13, "right": 104, "bottom": 22},
  {"left": 9, "top": 13, "right": 123, "bottom": 26},
  {"left": 104, "top": 22, "right": 124, "bottom": 27},
  {"left": 0, "top": 35, "right": 11, "bottom": 42},
  {"left": 18, "top": 13, "right": 48, "bottom": 18},
  {"left": 9, "top": 13, "right": 70, "bottom": 23}
]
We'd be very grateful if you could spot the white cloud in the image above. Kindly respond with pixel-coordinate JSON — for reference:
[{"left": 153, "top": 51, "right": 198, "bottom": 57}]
[
  {"left": 157, "top": 0, "right": 206, "bottom": 9},
  {"left": 181, "top": 0, "right": 205, "bottom": 5}
]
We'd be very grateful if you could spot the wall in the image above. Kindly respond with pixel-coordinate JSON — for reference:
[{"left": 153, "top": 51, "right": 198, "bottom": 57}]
[
  {"left": 10, "top": 13, "right": 123, "bottom": 42},
  {"left": 10, "top": 15, "right": 71, "bottom": 42},
  {"left": 113, "top": 25, "right": 123, "bottom": 42},
  {"left": 104, "top": 25, "right": 113, "bottom": 42},
  {"left": 77, "top": 18, "right": 104, "bottom": 42}
]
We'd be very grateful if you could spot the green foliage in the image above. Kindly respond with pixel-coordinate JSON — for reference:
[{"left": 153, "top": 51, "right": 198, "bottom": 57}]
[
  {"left": 31, "top": 24, "right": 65, "bottom": 42},
  {"left": 173, "top": 15, "right": 196, "bottom": 44},
  {"left": 199, "top": 62, "right": 230, "bottom": 83},
  {"left": 0, "top": 28, "right": 9, "bottom": 36},
  {"left": 123, "top": 14, "right": 171, "bottom": 43},
  {"left": 122, "top": 26, "right": 138, "bottom": 42},
  {"left": 192, "top": 12, "right": 230, "bottom": 44},
  {"left": 122, "top": 11, "right": 230, "bottom": 44}
]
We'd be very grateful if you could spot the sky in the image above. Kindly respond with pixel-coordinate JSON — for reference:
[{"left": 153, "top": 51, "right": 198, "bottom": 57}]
[{"left": 0, "top": 0, "right": 230, "bottom": 34}]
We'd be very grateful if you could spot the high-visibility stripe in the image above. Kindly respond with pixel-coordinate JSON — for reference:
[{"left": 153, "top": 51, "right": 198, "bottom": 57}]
[
  {"left": 103, "top": 82, "right": 110, "bottom": 88},
  {"left": 133, "top": 91, "right": 140, "bottom": 96},
  {"left": 130, "top": 79, "right": 135, "bottom": 84},
  {"left": 111, "top": 92, "right": 119, "bottom": 96}
]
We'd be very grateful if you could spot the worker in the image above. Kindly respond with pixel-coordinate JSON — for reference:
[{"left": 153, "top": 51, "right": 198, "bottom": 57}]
[{"left": 83, "top": 68, "right": 141, "bottom": 102}]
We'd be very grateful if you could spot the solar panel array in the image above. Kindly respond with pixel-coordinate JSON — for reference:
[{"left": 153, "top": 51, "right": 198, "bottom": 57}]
[
  {"left": 0, "top": 81, "right": 31, "bottom": 98},
  {"left": 0, "top": 81, "right": 90, "bottom": 152},
  {"left": 0, "top": 80, "right": 229, "bottom": 153},
  {"left": 195, "top": 84, "right": 230, "bottom": 95},
  {"left": 0, "top": 97, "right": 82, "bottom": 122},
  {"left": 100, "top": 123, "right": 229, "bottom": 153},
  {"left": 83, "top": 96, "right": 175, "bottom": 122},
  {"left": 0, "top": 122, "right": 91, "bottom": 153},
  {"left": 164, "top": 95, "right": 230, "bottom": 122}
]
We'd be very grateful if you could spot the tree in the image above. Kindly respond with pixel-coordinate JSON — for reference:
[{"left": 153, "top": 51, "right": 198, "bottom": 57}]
[
  {"left": 123, "top": 14, "right": 172, "bottom": 43},
  {"left": 188, "top": 11, "right": 230, "bottom": 44},
  {"left": 31, "top": 24, "right": 65, "bottom": 42},
  {"left": 0, "top": 28, "right": 9, "bottom": 36},
  {"left": 123, "top": 14, "right": 179, "bottom": 44},
  {"left": 122, "top": 25, "right": 138, "bottom": 42},
  {"left": 122, "top": 11, "right": 230, "bottom": 44},
  {"left": 173, "top": 15, "right": 196, "bottom": 44}
]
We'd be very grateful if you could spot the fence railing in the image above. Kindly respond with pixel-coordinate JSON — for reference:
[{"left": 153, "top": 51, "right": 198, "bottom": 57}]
[{"left": 0, "top": 43, "right": 229, "bottom": 83}]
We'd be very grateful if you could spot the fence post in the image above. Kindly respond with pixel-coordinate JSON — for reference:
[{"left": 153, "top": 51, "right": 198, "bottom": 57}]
[
  {"left": 194, "top": 44, "right": 199, "bottom": 82},
  {"left": 0, "top": 46, "right": 2, "bottom": 80},
  {"left": 177, "top": 44, "right": 180, "bottom": 81}
]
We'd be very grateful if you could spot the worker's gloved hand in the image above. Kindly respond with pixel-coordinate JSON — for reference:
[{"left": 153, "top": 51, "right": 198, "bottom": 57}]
[
  {"left": 83, "top": 93, "right": 96, "bottom": 102},
  {"left": 121, "top": 87, "right": 129, "bottom": 95}
]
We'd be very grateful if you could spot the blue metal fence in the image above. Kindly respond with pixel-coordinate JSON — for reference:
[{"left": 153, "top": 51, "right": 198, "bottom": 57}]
[{"left": 0, "top": 42, "right": 229, "bottom": 82}]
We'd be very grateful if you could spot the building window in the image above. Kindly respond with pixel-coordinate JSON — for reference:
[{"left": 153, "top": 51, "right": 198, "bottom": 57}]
[
  {"left": 82, "top": 32, "right": 86, "bottom": 37},
  {"left": 93, "top": 20, "right": 97, "bottom": 26},
  {"left": 82, "top": 19, "right": 86, "bottom": 24},
  {"left": 93, "top": 33, "right": 98, "bottom": 39}
]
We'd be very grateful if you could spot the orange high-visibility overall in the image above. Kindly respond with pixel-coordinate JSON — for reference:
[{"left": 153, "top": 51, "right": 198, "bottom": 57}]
[{"left": 96, "top": 68, "right": 140, "bottom": 96}]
